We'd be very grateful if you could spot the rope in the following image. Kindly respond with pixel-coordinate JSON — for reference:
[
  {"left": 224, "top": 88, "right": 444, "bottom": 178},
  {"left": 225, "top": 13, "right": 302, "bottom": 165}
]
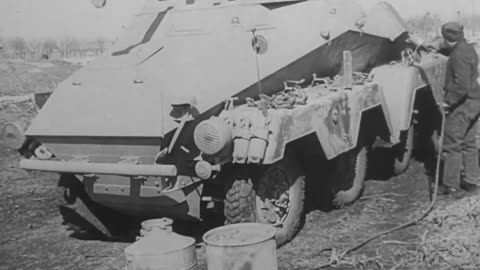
[
  {"left": 312, "top": 107, "right": 445, "bottom": 269},
  {"left": 246, "top": 88, "right": 307, "bottom": 110}
]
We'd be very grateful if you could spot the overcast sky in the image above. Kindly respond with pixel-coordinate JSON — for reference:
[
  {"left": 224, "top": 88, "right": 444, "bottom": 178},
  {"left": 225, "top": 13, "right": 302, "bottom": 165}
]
[{"left": 0, "top": 0, "right": 478, "bottom": 39}]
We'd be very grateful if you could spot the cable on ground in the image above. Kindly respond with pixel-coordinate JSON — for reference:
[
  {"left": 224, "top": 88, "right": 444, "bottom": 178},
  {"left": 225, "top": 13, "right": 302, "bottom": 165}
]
[{"left": 312, "top": 107, "right": 445, "bottom": 269}]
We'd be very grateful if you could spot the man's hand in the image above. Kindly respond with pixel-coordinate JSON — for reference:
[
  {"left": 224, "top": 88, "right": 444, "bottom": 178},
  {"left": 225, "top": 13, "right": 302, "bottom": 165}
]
[
  {"left": 407, "top": 33, "right": 425, "bottom": 48},
  {"left": 424, "top": 36, "right": 445, "bottom": 53}
]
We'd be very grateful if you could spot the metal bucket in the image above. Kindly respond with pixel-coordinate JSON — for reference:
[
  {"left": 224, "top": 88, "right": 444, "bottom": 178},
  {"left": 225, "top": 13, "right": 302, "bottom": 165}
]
[
  {"left": 125, "top": 218, "right": 197, "bottom": 270},
  {"left": 203, "top": 223, "right": 278, "bottom": 270},
  {"left": 1, "top": 119, "right": 30, "bottom": 150}
]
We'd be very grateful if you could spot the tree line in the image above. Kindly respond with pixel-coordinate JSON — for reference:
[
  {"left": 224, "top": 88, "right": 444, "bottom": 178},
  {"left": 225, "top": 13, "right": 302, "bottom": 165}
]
[
  {"left": 0, "top": 36, "right": 111, "bottom": 60},
  {"left": 406, "top": 13, "right": 480, "bottom": 41},
  {"left": 1, "top": 13, "right": 478, "bottom": 60}
]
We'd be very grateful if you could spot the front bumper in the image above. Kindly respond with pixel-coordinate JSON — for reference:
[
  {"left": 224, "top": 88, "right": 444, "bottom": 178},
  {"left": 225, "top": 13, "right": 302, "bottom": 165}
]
[
  {"left": 19, "top": 159, "right": 177, "bottom": 177},
  {"left": 19, "top": 159, "right": 203, "bottom": 219}
]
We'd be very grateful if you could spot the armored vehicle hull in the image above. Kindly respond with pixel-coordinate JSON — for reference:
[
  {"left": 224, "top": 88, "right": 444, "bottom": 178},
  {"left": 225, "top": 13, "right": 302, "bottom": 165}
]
[{"left": 18, "top": 0, "right": 447, "bottom": 244}]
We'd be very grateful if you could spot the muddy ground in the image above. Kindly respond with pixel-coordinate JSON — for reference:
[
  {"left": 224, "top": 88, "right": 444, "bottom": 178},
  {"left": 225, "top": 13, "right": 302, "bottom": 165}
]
[
  {"left": 2, "top": 142, "right": 479, "bottom": 270},
  {"left": 0, "top": 59, "right": 80, "bottom": 97},
  {"left": 1, "top": 59, "right": 479, "bottom": 270}
]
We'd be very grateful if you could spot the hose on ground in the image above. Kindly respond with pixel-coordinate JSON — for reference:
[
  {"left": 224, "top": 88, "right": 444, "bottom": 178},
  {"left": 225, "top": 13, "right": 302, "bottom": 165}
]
[{"left": 312, "top": 107, "right": 445, "bottom": 269}]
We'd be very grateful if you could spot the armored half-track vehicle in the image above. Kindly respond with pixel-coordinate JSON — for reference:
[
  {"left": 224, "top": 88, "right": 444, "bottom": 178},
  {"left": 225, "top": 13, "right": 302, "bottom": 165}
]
[{"left": 16, "top": 0, "right": 448, "bottom": 245}]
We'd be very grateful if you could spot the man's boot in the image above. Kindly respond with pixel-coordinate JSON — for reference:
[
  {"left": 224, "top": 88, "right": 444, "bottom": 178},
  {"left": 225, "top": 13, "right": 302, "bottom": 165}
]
[
  {"left": 433, "top": 184, "right": 458, "bottom": 195},
  {"left": 460, "top": 180, "right": 479, "bottom": 192}
]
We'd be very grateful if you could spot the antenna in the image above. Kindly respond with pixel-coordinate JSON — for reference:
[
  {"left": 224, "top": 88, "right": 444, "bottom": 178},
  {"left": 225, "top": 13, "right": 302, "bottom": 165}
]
[
  {"left": 472, "top": 0, "right": 475, "bottom": 37},
  {"left": 251, "top": 29, "right": 263, "bottom": 95}
]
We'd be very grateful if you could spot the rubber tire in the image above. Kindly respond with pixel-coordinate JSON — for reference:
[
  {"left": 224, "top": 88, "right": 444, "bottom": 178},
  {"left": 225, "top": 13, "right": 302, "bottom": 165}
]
[
  {"left": 333, "top": 146, "right": 368, "bottom": 207},
  {"left": 393, "top": 124, "right": 415, "bottom": 175},
  {"left": 224, "top": 162, "right": 305, "bottom": 247},
  {"left": 58, "top": 174, "right": 130, "bottom": 238}
]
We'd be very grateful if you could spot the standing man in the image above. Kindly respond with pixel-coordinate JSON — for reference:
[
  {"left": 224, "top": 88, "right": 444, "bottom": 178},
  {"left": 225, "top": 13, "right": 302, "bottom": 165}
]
[{"left": 439, "top": 22, "right": 480, "bottom": 196}]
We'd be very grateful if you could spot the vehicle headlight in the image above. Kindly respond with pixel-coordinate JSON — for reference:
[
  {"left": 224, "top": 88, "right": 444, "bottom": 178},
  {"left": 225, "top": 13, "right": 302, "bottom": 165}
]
[{"left": 194, "top": 118, "right": 232, "bottom": 155}]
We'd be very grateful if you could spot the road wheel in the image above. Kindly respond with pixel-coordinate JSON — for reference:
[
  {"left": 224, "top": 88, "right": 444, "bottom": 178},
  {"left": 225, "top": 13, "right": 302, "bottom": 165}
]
[
  {"left": 224, "top": 160, "right": 305, "bottom": 247},
  {"left": 393, "top": 124, "right": 415, "bottom": 175},
  {"left": 333, "top": 146, "right": 368, "bottom": 207},
  {"left": 58, "top": 174, "right": 131, "bottom": 238}
]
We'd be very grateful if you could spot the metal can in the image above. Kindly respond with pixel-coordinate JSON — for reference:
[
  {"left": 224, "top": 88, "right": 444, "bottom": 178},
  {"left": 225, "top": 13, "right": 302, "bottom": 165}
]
[
  {"left": 125, "top": 218, "right": 197, "bottom": 270},
  {"left": 203, "top": 223, "right": 277, "bottom": 270}
]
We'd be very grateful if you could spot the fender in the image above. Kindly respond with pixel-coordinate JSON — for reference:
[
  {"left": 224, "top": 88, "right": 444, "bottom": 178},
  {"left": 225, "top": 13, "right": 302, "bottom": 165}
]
[
  {"left": 219, "top": 53, "right": 447, "bottom": 164},
  {"left": 370, "top": 53, "right": 447, "bottom": 141},
  {"left": 220, "top": 81, "right": 394, "bottom": 163}
]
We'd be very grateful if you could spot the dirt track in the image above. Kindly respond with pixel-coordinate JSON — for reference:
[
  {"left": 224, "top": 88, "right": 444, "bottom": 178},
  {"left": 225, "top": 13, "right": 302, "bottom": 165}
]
[
  {"left": 1, "top": 59, "right": 480, "bottom": 269},
  {"left": 1, "top": 143, "right": 479, "bottom": 270}
]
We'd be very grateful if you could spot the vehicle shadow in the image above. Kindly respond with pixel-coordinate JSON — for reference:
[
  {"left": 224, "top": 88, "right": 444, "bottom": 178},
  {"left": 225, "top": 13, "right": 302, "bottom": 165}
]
[{"left": 62, "top": 206, "right": 224, "bottom": 244}]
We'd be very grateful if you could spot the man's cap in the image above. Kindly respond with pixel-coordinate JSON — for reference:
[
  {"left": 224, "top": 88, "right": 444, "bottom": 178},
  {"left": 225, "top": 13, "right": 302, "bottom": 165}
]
[{"left": 441, "top": 22, "right": 464, "bottom": 42}]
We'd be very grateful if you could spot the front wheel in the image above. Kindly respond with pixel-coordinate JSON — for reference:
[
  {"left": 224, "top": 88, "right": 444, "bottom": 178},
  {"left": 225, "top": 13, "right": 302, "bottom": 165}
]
[
  {"left": 333, "top": 146, "right": 368, "bottom": 207},
  {"left": 224, "top": 160, "right": 305, "bottom": 247}
]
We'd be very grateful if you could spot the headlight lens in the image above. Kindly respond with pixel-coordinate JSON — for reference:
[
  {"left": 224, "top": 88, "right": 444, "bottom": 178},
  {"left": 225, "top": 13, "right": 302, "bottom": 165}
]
[{"left": 194, "top": 118, "right": 232, "bottom": 155}]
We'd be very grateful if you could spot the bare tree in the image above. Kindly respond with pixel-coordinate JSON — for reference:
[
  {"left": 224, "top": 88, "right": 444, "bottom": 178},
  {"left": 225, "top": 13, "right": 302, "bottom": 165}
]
[
  {"left": 406, "top": 13, "right": 442, "bottom": 40},
  {"left": 8, "top": 37, "right": 27, "bottom": 58},
  {"left": 70, "top": 39, "right": 83, "bottom": 57},
  {"left": 26, "top": 39, "right": 45, "bottom": 60},
  {"left": 41, "top": 39, "right": 58, "bottom": 59},
  {"left": 0, "top": 36, "right": 5, "bottom": 58},
  {"left": 96, "top": 36, "right": 106, "bottom": 53},
  {"left": 58, "top": 37, "right": 75, "bottom": 58}
]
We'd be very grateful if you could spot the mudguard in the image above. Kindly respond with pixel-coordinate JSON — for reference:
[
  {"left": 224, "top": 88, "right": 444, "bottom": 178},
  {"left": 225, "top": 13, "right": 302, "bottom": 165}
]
[
  {"left": 371, "top": 53, "right": 447, "bottom": 139},
  {"left": 220, "top": 82, "right": 392, "bottom": 163},
  {"left": 220, "top": 53, "right": 448, "bottom": 164}
]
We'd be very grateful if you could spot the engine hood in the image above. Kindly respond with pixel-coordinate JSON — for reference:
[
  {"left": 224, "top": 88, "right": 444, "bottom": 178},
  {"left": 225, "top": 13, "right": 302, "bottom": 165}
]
[{"left": 25, "top": 65, "right": 185, "bottom": 137}]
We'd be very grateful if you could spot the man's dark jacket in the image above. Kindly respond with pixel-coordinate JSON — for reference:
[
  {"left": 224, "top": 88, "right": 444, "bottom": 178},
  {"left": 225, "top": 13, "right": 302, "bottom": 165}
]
[{"left": 444, "top": 39, "right": 480, "bottom": 108}]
